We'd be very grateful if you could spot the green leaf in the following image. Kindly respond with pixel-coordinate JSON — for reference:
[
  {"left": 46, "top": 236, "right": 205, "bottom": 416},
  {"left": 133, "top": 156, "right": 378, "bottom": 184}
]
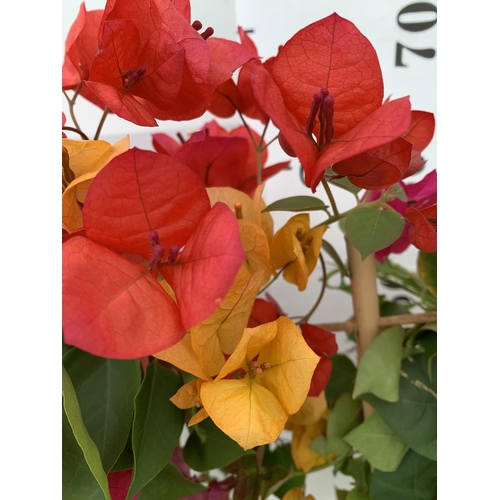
[
  {"left": 388, "top": 183, "right": 408, "bottom": 202},
  {"left": 63, "top": 348, "right": 141, "bottom": 472},
  {"left": 325, "top": 393, "right": 362, "bottom": 456},
  {"left": 63, "top": 408, "right": 108, "bottom": 500},
  {"left": 126, "top": 361, "right": 184, "bottom": 500},
  {"left": 321, "top": 239, "right": 349, "bottom": 278},
  {"left": 310, "top": 435, "right": 328, "bottom": 456},
  {"left": 273, "top": 473, "right": 305, "bottom": 499},
  {"left": 369, "top": 449, "right": 437, "bottom": 500},
  {"left": 183, "top": 416, "right": 254, "bottom": 471},
  {"left": 262, "top": 195, "right": 329, "bottom": 213},
  {"left": 353, "top": 326, "right": 405, "bottom": 402},
  {"left": 260, "top": 465, "right": 294, "bottom": 500},
  {"left": 340, "top": 456, "right": 371, "bottom": 494},
  {"left": 328, "top": 176, "right": 362, "bottom": 194},
  {"left": 375, "top": 258, "right": 436, "bottom": 311},
  {"left": 379, "top": 298, "right": 413, "bottom": 317},
  {"left": 343, "top": 413, "right": 409, "bottom": 472},
  {"left": 345, "top": 207, "right": 405, "bottom": 260},
  {"left": 111, "top": 435, "right": 134, "bottom": 472},
  {"left": 138, "top": 462, "right": 206, "bottom": 500},
  {"left": 62, "top": 338, "right": 74, "bottom": 359},
  {"left": 263, "top": 443, "right": 294, "bottom": 469},
  {"left": 347, "top": 487, "right": 371, "bottom": 499},
  {"left": 336, "top": 490, "right": 350, "bottom": 500},
  {"left": 361, "top": 355, "right": 437, "bottom": 461},
  {"left": 62, "top": 366, "right": 111, "bottom": 500},
  {"left": 324, "top": 355, "right": 357, "bottom": 407},
  {"left": 417, "top": 251, "right": 437, "bottom": 297}
]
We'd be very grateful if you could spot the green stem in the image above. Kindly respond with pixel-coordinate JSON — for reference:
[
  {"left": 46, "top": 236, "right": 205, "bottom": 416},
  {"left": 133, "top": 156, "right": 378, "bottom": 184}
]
[
  {"left": 311, "top": 208, "right": 352, "bottom": 230},
  {"left": 237, "top": 110, "right": 267, "bottom": 186},
  {"left": 237, "top": 109, "right": 259, "bottom": 150},
  {"left": 258, "top": 120, "right": 269, "bottom": 148},
  {"left": 262, "top": 134, "right": 279, "bottom": 150},
  {"left": 94, "top": 106, "right": 110, "bottom": 140},
  {"left": 258, "top": 268, "right": 285, "bottom": 295},
  {"left": 256, "top": 148, "right": 263, "bottom": 186},
  {"left": 297, "top": 253, "right": 328, "bottom": 324},
  {"left": 312, "top": 198, "right": 398, "bottom": 230},
  {"left": 321, "top": 177, "right": 340, "bottom": 218},
  {"left": 253, "top": 445, "right": 265, "bottom": 500}
]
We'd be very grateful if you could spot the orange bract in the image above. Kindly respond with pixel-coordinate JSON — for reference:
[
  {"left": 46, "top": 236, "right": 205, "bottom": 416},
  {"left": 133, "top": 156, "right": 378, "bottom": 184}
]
[
  {"left": 269, "top": 214, "right": 328, "bottom": 291},
  {"left": 199, "top": 317, "right": 320, "bottom": 449},
  {"left": 62, "top": 136, "right": 129, "bottom": 233}
]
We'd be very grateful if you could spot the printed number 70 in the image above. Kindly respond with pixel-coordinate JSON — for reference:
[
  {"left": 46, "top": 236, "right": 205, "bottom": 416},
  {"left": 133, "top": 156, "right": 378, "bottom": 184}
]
[{"left": 395, "top": 2, "right": 437, "bottom": 67}]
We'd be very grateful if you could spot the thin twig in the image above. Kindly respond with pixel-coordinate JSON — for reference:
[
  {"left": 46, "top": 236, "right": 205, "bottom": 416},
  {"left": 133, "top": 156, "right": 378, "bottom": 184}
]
[
  {"left": 321, "top": 177, "right": 340, "bottom": 218},
  {"left": 315, "top": 311, "right": 437, "bottom": 332},
  {"left": 62, "top": 126, "right": 89, "bottom": 141},
  {"left": 298, "top": 253, "right": 328, "bottom": 324},
  {"left": 94, "top": 106, "right": 110, "bottom": 140}
]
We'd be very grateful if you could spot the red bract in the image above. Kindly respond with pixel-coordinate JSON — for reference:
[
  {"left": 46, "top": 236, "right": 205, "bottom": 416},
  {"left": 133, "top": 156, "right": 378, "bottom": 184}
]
[
  {"left": 209, "top": 27, "right": 269, "bottom": 124},
  {"left": 299, "top": 324, "right": 338, "bottom": 397},
  {"left": 371, "top": 169, "right": 437, "bottom": 261},
  {"left": 84, "top": 17, "right": 185, "bottom": 126},
  {"left": 401, "top": 111, "right": 436, "bottom": 179},
  {"left": 159, "top": 202, "right": 248, "bottom": 329},
  {"left": 83, "top": 148, "right": 210, "bottom": 258},
  {"left": 107, "top": 469, "right": 140, "bottom": 500},
  {"left": 62, "top": 3, "right": 103, "bottom": 90},
  {"left": 63, "top": 148, "right": 245, "bottom": 358},
  {"left": 407, "top": 204, "right": 437, "bottom": 253},
  {"left": 152, "top": 121, "right": 289, "bottom": 195},
  {"left": 249, "top": 13, "right": 412, "bottom": 191},
  {"left": 82, "top": 0, "right": 255, "bottom": 125},
  {"left": 62, "top": 236, "right": 184, "bottom": 359},
  {"left": 247, "top": 298, "right": 281, "bottom": 328},
  {"left": 331, "top": 110, "right": 435, "bottom": 189}
]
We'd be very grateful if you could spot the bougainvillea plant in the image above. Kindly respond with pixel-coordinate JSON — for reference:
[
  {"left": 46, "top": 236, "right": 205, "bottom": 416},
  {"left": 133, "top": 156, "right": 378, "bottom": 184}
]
[{"left": 62, "top": 2, "right": 437, "bottom": 500}]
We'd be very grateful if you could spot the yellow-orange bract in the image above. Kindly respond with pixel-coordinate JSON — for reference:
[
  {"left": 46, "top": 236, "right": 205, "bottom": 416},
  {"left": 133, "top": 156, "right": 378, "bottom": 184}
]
[
  {"left": 282, "top": 488, "right": 316, "bottom": 500},
  {"left": 154, "top": 333, "right": 211, "bottom": 382},
  {"left": 286, "top": 392, "right": 332, "bottom": 472},
  {"left": 62, "top": 136, "right": 130, "bottom": 232},
  {"left": 206, "top": 185, "right": 274, "bottom": 242},
  {"left": 199, "top": 316, "right": 320, "bottom": 450},
  {"left": 269, "top": 214, "right": 328, "bottom": 291},
  {"left": 190, "top": 267, "right": 265, "bottom": 376},
  {"left": 207, "top": 186, "right": 273, "bottom": 284}
]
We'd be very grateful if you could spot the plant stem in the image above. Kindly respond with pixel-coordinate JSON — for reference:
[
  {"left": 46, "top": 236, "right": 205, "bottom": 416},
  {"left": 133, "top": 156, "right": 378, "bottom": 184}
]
[
  {"left": 346, "top": 237, "right": 379, "bottom": 419},
  {"left": 237, "top": 109, "right": 259, "bottom": 150},
  {"left": 258, "top": 120, "right": 269, "bottom": 148},
  {"left": 321, "top": 178, "right": 340, "bottom": 218},
  {"left": 315, "top": 311, "right": 437, "bottom": 332},
  {"left": 253, "top": 445, "right": 265, "bottom": 500},
  {"left": 312, "top": 198, "right": 399, "bottom": 230},
  {"left": 256, "top": 148, "right": 263, "bottom": 187},
  {"left": 94, "top": 106, "right": 110, "bottom": 140},
  {"left": 259, "top": 268, "right": 284, "bottom": 294},
  {"left": 62, "top": 126, "right": 89, "bottom": 141},
  {"left": 262, "top": 134, "right": 279, "bottom": 149},
  {"left": 299, "top": 253, "right": 328, "bottom": 323},
  {"left": 63, "top": 85, "right": 83, "bottom": 134},
  {"left": 237, "top": 110, "right": 268, "bottom": 186}
]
